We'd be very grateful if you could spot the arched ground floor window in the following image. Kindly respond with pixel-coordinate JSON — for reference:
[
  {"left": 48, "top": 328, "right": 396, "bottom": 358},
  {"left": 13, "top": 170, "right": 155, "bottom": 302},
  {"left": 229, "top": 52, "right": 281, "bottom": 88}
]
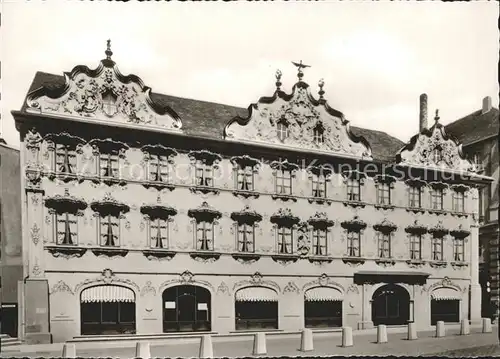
[
  {"left": 162, "top": 285, "right": 211, "bottom": 332},
  {"left": 235, "top": 287, "right": 278, "bottom": 330},
  {"left": 80, "top": 285, "right": 136, "bottom": 335},
  {"left": 430, "top": 288, "right": 461, "bottom": 325},
  {"left": 304, "top": 287, "right": 343, "bottom": 328},
  {"left": 372, "top": 284, "right": 410, "bottom": 326}
]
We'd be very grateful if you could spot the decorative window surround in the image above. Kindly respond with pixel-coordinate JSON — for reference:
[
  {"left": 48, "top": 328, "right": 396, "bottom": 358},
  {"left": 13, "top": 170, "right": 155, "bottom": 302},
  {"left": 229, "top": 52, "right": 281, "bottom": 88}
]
[
  {"left": 270, "top": 160, "right": 299, "bottom": 202},
  {"left": 188, "top": 202, "right": 222, "bottom": 262},
  {"left": 189, "top": 150, "right": 222, "bottom": 195},
  {"left": 342, "top": 170, "right": 366, "bottom": 207},
  {"left": 404, "top": 178, "right": 426, "bottom": 213},
  {"left": 307, "top": 166, "right": 333, "bottom": 205},
  {"left": 270, "top": 208, "right": 301, "bottom": 264},
  {"left": 428, "top": 222, "right": 449, "bottom": 239},
  {"left": 230, "top": 155, "right": 261, "bottom": 199},
  {"left": 45, "top": 132, "right": 85, "bottom": 183},
  {"left": 450, "top": 225, "right": 469, "bottom": 266},
  {"left": 231, "top": 205, "right": 263, "bottom": 263},
  {"left": 374, "top": 219, "right": 397, "bottom": 267},
  {"left": 140, "top": 144, "right": 177, "bottom": 191},
  {"left": 140, "top": 200, "right": 177, "bottom": 260},
  {"left": 405, "top": 220, "right": 428, "bottom": 235},
  {"left": 89, "top": 138, "right": 129, "bottom": 186},
  {"left": 450, "top": 184, "right": 469, "bottom": 217},
  {"left": 374, "top": 175, "right": 396, "bottom": 209},
  {"left": 307, "top": 212, "right": 334, "bottom": 263},
  {"left": 341, "top": 216, "right": 366, "bottom": 265},
  {"left": 276, "top": 118, "right": 290, "bottom": 142}
]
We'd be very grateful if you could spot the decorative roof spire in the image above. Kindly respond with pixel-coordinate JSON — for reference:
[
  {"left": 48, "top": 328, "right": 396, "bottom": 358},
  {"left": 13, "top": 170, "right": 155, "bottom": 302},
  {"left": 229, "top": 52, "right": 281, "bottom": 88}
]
[
  {"left": 105, "top": 39, "right": 113, "bottom": 61},
  {"left": 434, "top": 109, "right": 440, "bottom": 123},
  {"left": 292, "top": 60, "right": 310, "bottom": 81},
  {"left": 275, "top": 69, "right": 282, "bottom": 91},
  {"left": 318, "top": 78, "right": 325, "bottom": 100}
]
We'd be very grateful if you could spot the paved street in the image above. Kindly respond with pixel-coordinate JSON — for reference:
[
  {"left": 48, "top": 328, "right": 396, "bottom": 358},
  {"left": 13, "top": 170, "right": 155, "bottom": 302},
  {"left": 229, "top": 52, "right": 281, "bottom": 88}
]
[{"left": 2, "top": 326, "right": 498, "bottom": 357}]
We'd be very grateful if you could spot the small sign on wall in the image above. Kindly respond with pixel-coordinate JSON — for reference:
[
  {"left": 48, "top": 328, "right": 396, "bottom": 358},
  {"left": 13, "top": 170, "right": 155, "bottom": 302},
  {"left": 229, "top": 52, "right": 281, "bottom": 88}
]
[
  {"left": 165, "top": 301, "right": 176, "bottom": 309},
  {"left": 198, "top": 303, "right": 208, "bottom": 311},
  {"left": 36, "top": 307, "right": 47, "bottom": 314}
]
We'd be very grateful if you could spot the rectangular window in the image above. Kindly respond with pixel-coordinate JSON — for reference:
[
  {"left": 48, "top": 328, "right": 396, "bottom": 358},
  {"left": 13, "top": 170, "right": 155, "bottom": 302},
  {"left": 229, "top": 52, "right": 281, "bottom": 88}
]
[
  {"left": 453, "top": 238, "right": 465, "bottom": 261},
  {"left": 377, "top": 183, "right": 391, "bottom": 205},
  {"left": 150, "top": 218, "right": 168, "bottom": 249},
  {"left": 378, "top": 233, "right": 391, "bottom": 258},
  {"left": 347, "top": 179, "right": 361, "bottom": 201},
  {"left": 99, "top": 152, "right": 120, "bottom": 178},
  {"left": 195, "top": 160, "right": 213, "bottom": 187},
  {"left": 431, "top": 189, "right": 444, "bottom": 210},
  {"left": 277, "top": 226, "right": 293, "bottom": 254},
  {"left": 276, "top": 170, "right": 292, "bottom": 195},
  {"left": 409, "top": 234, "right": 422, "bottom": 260},
  {"left": 99, "top": 215, "right": 120, "bottom": 247},
  {"left": 236, "top": 166, "right": 254, "bottom": 191},
  {"left": 312, "top": 174, "right": 327, "bottom": 198},
  {"left": 432, "top": 236, "right": 443, "bottom": 261},
  {"left": 409, "top": 186, "right": 422, "bottom": 208},
  {"left": 237, "top": 224, "right": 255, "bottom": 252},
  {"left": 312, "top": 229, "right": 327, "bottom": 256},
  {"left": 347, "top": 231, "right": 361, "bottom": 257},
  {"left": 54, "top": 144, "right": 76, "bottom": 174},
  {"left": 55, "top": 212, "right": 77, "bottom": 245},
  {"left": 196, "top": 221, "right": 214, "bottom": 251},
  {"left": 148, "top": 154, "right": 169, "bottom": 182},
  {"left": 452, "top": 191, "right": 465, "bottom": 213}
]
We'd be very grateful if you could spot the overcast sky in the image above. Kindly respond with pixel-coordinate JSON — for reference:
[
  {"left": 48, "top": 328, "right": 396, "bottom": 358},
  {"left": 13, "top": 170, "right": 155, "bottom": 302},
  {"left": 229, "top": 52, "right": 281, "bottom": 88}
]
[{"left": 1, "top": 1, "right": 498, "bottom": 148}]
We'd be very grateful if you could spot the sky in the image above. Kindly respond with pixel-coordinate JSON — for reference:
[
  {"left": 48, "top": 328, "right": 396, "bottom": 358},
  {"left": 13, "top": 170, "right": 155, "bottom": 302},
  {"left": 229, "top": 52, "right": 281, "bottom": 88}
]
[{"left": 1, "top": 1, "right": 498, "bottom": 148}]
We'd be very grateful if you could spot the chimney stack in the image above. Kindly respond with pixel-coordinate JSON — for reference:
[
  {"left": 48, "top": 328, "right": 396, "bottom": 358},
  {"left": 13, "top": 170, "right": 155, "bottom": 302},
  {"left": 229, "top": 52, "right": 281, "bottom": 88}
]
[
  {"left": 419, "top": 93, "right": 428, "bottom": 132},
  {"left": 482, "top": 96, "right": 492, "bottom": 114}
]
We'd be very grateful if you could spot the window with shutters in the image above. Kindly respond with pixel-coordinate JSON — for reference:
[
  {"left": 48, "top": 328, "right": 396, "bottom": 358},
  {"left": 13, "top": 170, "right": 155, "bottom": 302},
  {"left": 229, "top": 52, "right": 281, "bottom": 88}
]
[
  {"left": 55, "top": 212, "right": 78, "bottom": 245},
  {"left": 149, "top": 218, "right": 169, "bottom": 249}
]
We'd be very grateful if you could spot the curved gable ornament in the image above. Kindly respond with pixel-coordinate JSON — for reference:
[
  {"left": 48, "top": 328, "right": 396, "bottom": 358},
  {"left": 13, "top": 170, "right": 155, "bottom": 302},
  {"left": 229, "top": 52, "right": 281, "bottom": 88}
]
[
  {"left": 224, "top": 71, "right": 372, "bottom": 160},
  {"left": 158, "top": 270, "right": 215, "bottom": 293},
  {"left": 25, "top": 41, "right": 182, "bottom": 133},
  {"left": 74, "top": 268, "right": 139, "bottom": 293},
  {"left": 233, "top": 272, "right": 281, "bottom": 293},
  {"left": 396, "top": 111, "right": 475, "bottom": 173},
  {"left": 427, "top": 276, "right": 463, "bottom": 293},
  {"left": 302, "top": 273, "right": 345, "bottom": 293}
]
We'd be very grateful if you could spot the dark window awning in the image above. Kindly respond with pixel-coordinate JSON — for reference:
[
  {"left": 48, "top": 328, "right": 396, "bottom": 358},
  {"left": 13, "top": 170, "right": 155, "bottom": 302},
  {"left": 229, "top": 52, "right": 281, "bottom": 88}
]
[{"left": 354, "top": 271, "right": 430, "bottom": 285}]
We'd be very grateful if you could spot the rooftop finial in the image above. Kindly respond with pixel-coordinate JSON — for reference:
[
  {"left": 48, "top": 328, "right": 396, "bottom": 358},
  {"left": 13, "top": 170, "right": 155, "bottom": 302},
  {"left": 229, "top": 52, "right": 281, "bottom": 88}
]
[
  {"left": 318, "top": 78, "right": 325, "bottom": 100},
  {"left": 105, "top": 39, "right": 113, "bottom": 60},
  {"left": 275, "top": 69, "right": 282, "bottom": 91},
  {"left": 292, "top": 60, "right": 310, "bottom": 81},
  {"left": 434, "top": 109, "right": 440, "bottom": 123}
]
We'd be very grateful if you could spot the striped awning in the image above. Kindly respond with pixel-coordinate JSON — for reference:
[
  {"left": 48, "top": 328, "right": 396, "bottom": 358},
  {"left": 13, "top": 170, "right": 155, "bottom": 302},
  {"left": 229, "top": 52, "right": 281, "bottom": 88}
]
[
  {"left": 305, "top": 287, "right": 343, "bottom": 302},
  {"left": 431, "top": 287, "right": 462, "bottom": 301},
  {"left": 235, "top": 287, "right": 278, "bottom": 302},
  {"left": 81, "top": 285, "right": 135, "bottom": 303}
]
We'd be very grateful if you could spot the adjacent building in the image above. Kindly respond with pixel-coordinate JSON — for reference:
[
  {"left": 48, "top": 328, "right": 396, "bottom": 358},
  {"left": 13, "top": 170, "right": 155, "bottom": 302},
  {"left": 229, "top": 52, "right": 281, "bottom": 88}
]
[
  {"left": 445, "top": 98, "right": 499, "bottom": 319},
  {"left": 11, "top": 43, "right": 492, "bottom": 344}
]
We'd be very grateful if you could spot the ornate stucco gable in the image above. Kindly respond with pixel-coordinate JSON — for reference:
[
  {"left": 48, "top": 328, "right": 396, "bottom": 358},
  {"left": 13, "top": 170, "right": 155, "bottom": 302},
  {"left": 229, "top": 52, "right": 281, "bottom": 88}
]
[
  {"left": 224, "top": 63, "right": 372, "bottom": 160},
  {"left": 25, "top": 40, "right": 182, "bottom": 133},
  {"left": 396, "top": 110, "right": 476, "bottom": 174}
]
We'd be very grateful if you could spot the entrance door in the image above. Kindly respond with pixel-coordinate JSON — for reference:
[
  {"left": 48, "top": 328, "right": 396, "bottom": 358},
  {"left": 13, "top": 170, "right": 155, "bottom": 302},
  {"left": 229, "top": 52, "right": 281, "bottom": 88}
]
[
  {"left": 162, "top": 285, "right": 211, "bottom": 332},
  {"left": 372, "top": 284, "right": 410, "bottom": 326}
]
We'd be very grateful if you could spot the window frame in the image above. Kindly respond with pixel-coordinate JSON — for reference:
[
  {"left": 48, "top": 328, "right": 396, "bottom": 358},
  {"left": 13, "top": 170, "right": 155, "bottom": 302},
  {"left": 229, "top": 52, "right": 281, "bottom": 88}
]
[
  {"left": 311, "top": 173, "right": 327, "bottom": 198},
  {"left": 312, "top": 228, "right": 328, "bottom": 256},
  {"left": 430, "top": 188, "right": 444, "bottom": 210},
  {"left": 275, "top": 169, "right": 293, "bottom": 195},
  {"left": 237, "top": 223, "right": 256, "bottom": 253},
  {"left": 196, "top": 220, "right": 214, "bottom": 251},
  {"left": 452, "top": 191, "right": 465, "bottom": 213},
  {"left": 377, "top": 182, "right": 391, "bottom": 205},
  {"left": 149, "top": 217, "right": 169, "bottom": 249},
  {"left": 195, "top": 160, "right": 214, "bottom": 187},
  {"left": 409, "top": 233, "right": 422, "bottom": 260},
  {"left": 276, "top": 120, "right": 289, "bottom": 141},
  {"left": 277, "top": 226, "right": 293, "bottom": 254},
  {"left": 55, "top": 211, "right": 78, "bottom": 245},
  {"left": 98, "top": 215, "right": 120, "bottom": 247},
  {"left": 409, "top": 186, "right": 422, "bottom": 208},
  {"left": 431, "top": 235, "right": 444, "bottom": 261},
  {"left": 347, "top": 178, "right": 361, "bottom": 201},
  {"left": 453, "top": 237, "right": 465, "bottom": 262},
  {"left": 346, "top": 230, "right": 361, "bottom": 257},
  {"left": 99, "top": 151, "right": 121, "bottom": 179},
  {"left": 377, "top": 232, "right": 392, "bottom": 258},
  {"left": 236, "top": 166, "right": 255, "bottom": 192}
]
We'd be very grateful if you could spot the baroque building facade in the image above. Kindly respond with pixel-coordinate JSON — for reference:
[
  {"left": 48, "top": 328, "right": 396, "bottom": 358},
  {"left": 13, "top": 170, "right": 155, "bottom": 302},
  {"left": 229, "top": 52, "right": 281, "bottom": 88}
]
[{"left": 12, "top": 44, "right": 492, "bottom": 344}]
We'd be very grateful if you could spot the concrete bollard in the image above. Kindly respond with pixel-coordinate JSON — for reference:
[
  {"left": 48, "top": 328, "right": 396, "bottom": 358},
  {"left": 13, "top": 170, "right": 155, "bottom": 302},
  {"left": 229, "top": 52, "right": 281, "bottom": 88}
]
[
  {"left": 253, "top": 332, "right": 267, "bottom": 355},
  {"left": 299, "top": 328, "right": 314, "bottom": 352},
  {"left": 135, "top": 341, "right": 151, "bottom": 358},
  {"left": 341, "top": 326, "right": 353, "bottom": 347},
  {"left": 377, "top": 324, "right": 387, "bottom": 344},
  {"left": 482, "top": 317, "right": 492, "bottom": 333},
  {"left": 407, "top": 322, "right": 417, "bottom": 340},
  {"left": 62, "top": 343, "right": 76, "bottom": 358},
  {"left": 435, "top": 321, "right": 445, "bottom": 338},
  {"left": 199, "top": 335, "right": 214, "bottom": 359},
  {"left": 460, "top": 319, "right": 470, "bottom": 335}
]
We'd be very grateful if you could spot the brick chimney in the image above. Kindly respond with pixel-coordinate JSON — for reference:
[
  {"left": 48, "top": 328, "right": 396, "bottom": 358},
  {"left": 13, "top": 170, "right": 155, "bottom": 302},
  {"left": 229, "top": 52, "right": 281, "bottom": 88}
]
[
  {"left": 419, "top": 93, "right": 428, "bottom": 132},
  {"left": 482, "top": 96, "right": 492, "bottom": 114}
]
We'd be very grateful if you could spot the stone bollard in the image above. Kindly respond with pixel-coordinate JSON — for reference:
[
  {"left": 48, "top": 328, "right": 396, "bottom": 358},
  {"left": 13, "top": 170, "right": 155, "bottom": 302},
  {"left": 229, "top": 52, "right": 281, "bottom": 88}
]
[
  {"left": 253, "top": 332, "right": 267, "bottom": 356},
  {"left": 482, "top": 318, "right": 492, "bottom": 333},
  {"left": 299, "top": 328, "right": 314, "bottom": 352},
  {"left": 199, "top": 335, "right": 214, "bottom": 359},
  {"left": 407, "top": 322, "right": 417, "bottom": 340},
  {"left": 135, "top": 342, "right": 151, "bottom": 358},
  {"left": 435, "top": 321, "right": 445, "bottom": 338},
  {"left": 341, "top": 326, "right": 353, "bottom": 347},
  {"left": 62, "top": 343, "right": 76, "bottom": 358},
  {"left": 377, "top": 324, "right": 387, "bottom": 344},
  {"left": 460, "top": 319, "right": 470, "bottom": 335}
]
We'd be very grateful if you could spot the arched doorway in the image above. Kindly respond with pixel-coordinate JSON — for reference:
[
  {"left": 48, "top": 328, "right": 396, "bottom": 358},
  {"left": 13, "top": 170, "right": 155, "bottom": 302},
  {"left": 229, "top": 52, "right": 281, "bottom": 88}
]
[
  {"left": 162, "top": 285, "right": 211, "bottom": 332},
  {"left": 235, "top": 286, "right": 278, "bottom": 330},
  {"left": 371, "top": 284, "right": 410, "bottom": 326},
  {"left": 80, "top": 285, "right": 136, "bottom": 335},
  {"left": 304, "top": 287, "right": 343, "bottom": 328},
  {"left": 430, "top": 287, "right": 461, "bottom": 325}
]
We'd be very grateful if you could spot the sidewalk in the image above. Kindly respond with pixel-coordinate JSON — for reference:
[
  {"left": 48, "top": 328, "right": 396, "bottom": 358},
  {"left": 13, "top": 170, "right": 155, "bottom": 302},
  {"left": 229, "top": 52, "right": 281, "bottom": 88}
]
[{"left": 1, "top": 324, "right": 497, "bottom": 357}]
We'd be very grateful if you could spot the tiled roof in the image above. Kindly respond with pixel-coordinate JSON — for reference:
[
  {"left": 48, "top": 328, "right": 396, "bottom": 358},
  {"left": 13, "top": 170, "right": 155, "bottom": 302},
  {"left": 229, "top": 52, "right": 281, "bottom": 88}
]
[
  {"left": 445, "top": 107, "right": 499, "bottom": 147},
  {"left": 23, "top": 71, "right": 405, "bottom": 162}
]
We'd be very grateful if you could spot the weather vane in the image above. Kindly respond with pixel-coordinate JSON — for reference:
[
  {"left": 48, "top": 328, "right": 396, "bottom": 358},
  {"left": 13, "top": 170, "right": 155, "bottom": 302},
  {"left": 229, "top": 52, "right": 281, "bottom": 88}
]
[
  {"left": 105, "top": 39, "right": 113, "bottom": 61},
  {"left": 292, "top": 60, "right": 310, "bottom": 81}
]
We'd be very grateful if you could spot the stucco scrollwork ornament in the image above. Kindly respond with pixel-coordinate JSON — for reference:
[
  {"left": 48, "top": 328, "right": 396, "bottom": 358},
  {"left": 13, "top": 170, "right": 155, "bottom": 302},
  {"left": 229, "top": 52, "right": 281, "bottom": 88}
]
[
  {"left": 233, "top": 272, "right": 280, "bottom": 293},
  {"left": 347, "top": 284, "right": 359, "bottom": 294},
  {"left": 50, "top": 280, "right": 74, "bottom": 295},
  {"left": 74, "top": 268, "right": 140, "bottom": 293},
  {"left": 303, "top": 273, "right": 345, "bottom": 293},
  {"left": 159, "top": 271, "right": 214, "bottom": 293},
  {"left": 32, "top": 263, "right": 42, "bottom": 277},
  {"left": 283, "top": 281, "right": 300, "bottom": 294},
  {"left": 25, "top": 128, "right": 43, "bottom": 154},
  {"left": 427, "top": 276, "right": 462, "bottom": 293},
  {"left": 217, "top": 281, "right": 230, "bottom": 296},
  {"left": 296, "top": 223, "right": 310, "bottom": 256},
  {"left": 140, "top": 281, "right": 157, "bottom": 297},
  {"left": 31, "top": 223, "right": 41, "bottom": 245}
]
